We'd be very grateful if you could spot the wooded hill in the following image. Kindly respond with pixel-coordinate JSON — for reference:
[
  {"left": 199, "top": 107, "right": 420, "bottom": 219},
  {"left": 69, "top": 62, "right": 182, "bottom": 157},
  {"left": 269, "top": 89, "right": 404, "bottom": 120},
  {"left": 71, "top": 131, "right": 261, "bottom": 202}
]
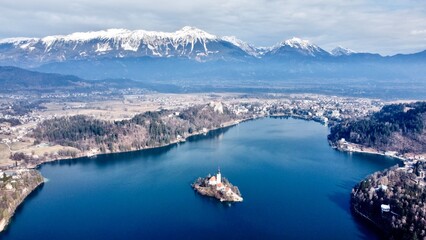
[
  {"left": 352, "top": 163, "right": 426, "bottom": 239},
  {"left": 0, "top": 66, "right": 164, "bottom": 93},
  {"left": 328, "top": 102, "right": 426, "bottom": 154},
  {"left": 31, "top": 103, "right": 238, "bottom": 155}
]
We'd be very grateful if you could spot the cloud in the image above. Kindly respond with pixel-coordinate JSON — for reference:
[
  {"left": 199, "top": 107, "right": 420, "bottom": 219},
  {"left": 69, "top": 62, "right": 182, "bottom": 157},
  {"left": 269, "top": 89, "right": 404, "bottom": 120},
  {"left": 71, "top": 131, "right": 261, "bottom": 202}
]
[
  {"left": 411, "top": 29, "right": 426, "bottom": 35},
  {"left": 0, "top": 0, "right": 425, "bottom": 55}
]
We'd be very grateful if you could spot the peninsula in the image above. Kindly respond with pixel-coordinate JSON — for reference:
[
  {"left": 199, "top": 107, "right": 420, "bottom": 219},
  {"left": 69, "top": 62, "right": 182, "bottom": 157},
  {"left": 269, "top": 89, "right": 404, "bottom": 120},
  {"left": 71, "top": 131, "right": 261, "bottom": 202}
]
[
  {"left": 192, "top": 169, "right": 243, "bottom": 202},
  {"left": 328, "top": 101, "right": 426, "bottom": 162}
]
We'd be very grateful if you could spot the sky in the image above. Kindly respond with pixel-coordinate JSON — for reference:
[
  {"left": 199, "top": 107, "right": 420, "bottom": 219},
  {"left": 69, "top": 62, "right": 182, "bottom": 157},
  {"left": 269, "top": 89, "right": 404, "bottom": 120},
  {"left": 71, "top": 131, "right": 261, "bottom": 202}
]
[{"left": 1, "top": 0, "right": 426, "bottom": 55}]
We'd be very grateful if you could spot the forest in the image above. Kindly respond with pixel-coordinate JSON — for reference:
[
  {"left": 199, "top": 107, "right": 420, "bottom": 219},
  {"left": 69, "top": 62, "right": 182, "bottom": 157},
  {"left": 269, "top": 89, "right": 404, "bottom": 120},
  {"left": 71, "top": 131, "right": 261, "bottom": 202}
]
[
  {"left": 328, "top": 102, "right": 426, "bottom": 153},
  {"left": 32, "top": 103, "right": 238, "bottom": 154},
  {"left": 352, "top": 163, "right": 426, "bottom": 239}
]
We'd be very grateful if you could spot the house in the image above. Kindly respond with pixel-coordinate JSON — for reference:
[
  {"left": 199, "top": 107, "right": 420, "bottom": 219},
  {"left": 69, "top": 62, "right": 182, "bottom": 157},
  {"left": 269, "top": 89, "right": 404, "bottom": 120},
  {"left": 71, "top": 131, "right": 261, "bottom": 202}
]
[
  {"left": 381, "top": 204, "right": 390, "bottom": 212},
  {"left": 375, "top": 184, "right": 388, "bottom": 192},
  {"left": 216, "top": 183, "right": 225, "bottom": 191},
  {"left": 225, "top": 187, "right": 233, "bottom": 195},
  {"left": 4, "top": 170, "right": 16, "bottom": 177},
  {"left": 5, "top": 183, "right": 13, "bottom": 190},
  {"left": 208, "top": 176, "right": 217, "bottom": 185}
]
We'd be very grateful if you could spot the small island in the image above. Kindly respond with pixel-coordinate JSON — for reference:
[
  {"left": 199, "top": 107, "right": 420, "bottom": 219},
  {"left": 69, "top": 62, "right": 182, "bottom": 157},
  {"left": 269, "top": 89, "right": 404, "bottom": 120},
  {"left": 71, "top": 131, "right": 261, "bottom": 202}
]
[{"left": 192, "top": 169, "right": 243, "bottom": 202}]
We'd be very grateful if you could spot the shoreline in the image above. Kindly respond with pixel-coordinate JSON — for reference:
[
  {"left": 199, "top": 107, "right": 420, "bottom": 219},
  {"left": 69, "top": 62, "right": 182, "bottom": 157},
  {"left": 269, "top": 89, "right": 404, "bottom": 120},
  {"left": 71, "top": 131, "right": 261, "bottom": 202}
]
[
  {"left": 332, "top": 141, "right": 409, "bottom": 163},
  {"left": 337, "top": 147, "right": 407, "bottom": 162},
  {"left": 21, "top": 118, "right": 251, "bottom": 170},
  {"left": 0, "top": 170, "right": 44, "bottom": 233},
  {"left": 336, "top": 140, "right": 426, "bottom": 238}
]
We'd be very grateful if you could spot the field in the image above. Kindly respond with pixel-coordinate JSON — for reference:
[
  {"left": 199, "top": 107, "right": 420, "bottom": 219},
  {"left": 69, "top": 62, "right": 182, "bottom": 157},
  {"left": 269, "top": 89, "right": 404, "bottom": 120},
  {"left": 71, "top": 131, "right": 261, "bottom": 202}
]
[
  {"left": 37, "top": 93, "right": 245, "bottom": 121},
  {"left": 0, "top": 143, "right": 13, "bottom": 167}
]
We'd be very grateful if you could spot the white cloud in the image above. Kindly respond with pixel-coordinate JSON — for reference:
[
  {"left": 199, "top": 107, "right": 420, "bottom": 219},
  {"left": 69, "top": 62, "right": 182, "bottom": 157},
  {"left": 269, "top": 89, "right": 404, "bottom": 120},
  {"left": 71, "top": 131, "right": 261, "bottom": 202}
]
[
  {"left": 0, "top": 0, "right": 425, "bottom": 55},
  {"left": 411, "top": 29, "right": 426, "bottom": 35}
]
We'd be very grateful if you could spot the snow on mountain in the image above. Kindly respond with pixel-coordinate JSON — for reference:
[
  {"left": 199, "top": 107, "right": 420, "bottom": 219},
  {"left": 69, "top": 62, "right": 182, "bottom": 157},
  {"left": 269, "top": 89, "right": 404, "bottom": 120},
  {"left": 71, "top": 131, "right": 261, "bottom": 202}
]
[
  {"left": 0, "top": 27, "right": 255, "bottom": 66},
  {"left": 1, "top": 28, "right": 410, "bottom": 68},
  {"left": 221, "top": 36, "right": 259, "bottom": 57},
  {"left": 39, "top": 26, "right": 220, "bottom": 56},
  {"left": 331, "top": 46, "right": 356, "bottom": 56},
  {"left": 266, "top": 37, "right": 330, "bottom": 57},
  {"left": 0, "top": 29, "right": 337, "bottom": 66},
  {"left": 6, "top": 27, "right": 218, "bottom": 47},
  {"left": 283, "top": 37, "right": 313, "bottom": 49}
]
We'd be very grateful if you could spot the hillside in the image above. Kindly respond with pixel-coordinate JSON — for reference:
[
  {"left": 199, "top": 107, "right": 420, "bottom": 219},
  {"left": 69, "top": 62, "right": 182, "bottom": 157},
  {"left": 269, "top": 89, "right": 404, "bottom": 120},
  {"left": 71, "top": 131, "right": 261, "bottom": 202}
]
[
  {"left": 0, "top": 66, "right": 83, "bottom": 90},
  {"left": 328, "top": 102, "right": 426, "bottom": 154},
  {"left": 0, "top": 66, "right": 161, "bottom": 93},
  {"left": 351, "top": 163, "right": 426, "bottom": 239}
]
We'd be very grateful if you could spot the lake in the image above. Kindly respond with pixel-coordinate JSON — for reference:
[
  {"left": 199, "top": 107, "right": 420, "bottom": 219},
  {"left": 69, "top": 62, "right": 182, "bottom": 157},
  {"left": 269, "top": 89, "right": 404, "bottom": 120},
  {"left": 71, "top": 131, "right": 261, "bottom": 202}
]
[{"left": 0, "top": 118, "right": 400, "bottom": 239}]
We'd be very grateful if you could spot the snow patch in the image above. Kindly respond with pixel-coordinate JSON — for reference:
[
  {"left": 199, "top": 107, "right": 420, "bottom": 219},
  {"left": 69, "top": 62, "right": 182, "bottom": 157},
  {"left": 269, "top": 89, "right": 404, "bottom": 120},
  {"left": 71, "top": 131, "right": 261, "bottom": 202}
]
[
  {"left": 222, "top": 36, "right": 259, "bottom": 56},
  {"left": 270, "top": 37, "right": 326, "bottom": 56},
  {"left": 95, "top": 42, "right": 112, "bottom": 52},
  {"left": 331, "top": 46, "right": 356, "bottom": 56}
]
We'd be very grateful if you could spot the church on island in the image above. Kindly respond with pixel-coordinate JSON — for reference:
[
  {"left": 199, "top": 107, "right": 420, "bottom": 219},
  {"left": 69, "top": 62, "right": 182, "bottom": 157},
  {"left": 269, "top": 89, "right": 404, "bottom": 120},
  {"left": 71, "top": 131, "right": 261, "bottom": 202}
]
[
  {"left": 208, "top": 169, "right": 226, "bottom": 191},
  {"left": 192, "top": 168, "right": 243, "bottom": 202}
]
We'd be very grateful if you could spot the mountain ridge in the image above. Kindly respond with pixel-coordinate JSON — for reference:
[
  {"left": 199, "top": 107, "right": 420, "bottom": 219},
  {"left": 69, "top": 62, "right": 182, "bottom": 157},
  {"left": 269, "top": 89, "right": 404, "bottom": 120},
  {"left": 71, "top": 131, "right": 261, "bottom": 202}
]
[{"left": 2, "top": 26, "right": 425, "bottom": 68}]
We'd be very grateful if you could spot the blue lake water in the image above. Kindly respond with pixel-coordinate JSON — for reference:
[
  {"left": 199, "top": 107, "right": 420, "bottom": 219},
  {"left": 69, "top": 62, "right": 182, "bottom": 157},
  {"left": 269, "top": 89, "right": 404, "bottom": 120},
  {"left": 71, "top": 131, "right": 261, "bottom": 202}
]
[{"left": 0, "top": 118, "right": 400, "bottom": 239}]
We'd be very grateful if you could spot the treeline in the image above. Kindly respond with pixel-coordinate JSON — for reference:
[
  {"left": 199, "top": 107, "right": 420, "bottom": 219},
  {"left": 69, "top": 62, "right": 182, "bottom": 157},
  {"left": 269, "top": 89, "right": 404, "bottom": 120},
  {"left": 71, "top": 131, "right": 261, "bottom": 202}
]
[
  {"left": 328, "top": 102, "right": 426, "bottom": 153},
  {"left": 33, "top": 103, "right": 237, "bottom": 153},
  {"left": 352, "top": 164, "right": 426, "bottom": 239},
  {"left": 0, "top": 118, "right": 21, "bottom": 126},
  {"left": 11, "top": 149, "right": 79, "bottom": 163},
  {"left": 9, "top": 100, "right": 47, "bottom": 116}
]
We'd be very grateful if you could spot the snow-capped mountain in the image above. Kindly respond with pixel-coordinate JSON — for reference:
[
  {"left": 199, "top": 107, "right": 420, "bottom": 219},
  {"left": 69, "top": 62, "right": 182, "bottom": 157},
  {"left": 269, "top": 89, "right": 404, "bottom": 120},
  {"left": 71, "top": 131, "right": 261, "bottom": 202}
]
[
  {"left": 265, "top": 37, "right": 331, "bottom": 58},
  {"left": 0, "top": 26, "right": 251, "bottom": 67},
  {"left": 0, "top": 27, "right": 425, "bottom": 70},
  {"left": 331, "top": 46, "right": 356, "bottom": 56},
  {"left": 221, "top": 36, "right": 260, "bottom": 57}
]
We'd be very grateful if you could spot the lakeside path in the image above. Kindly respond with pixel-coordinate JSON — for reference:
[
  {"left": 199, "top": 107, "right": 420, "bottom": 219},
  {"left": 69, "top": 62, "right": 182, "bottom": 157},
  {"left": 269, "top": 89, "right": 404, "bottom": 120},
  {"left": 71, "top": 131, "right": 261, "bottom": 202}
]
[{"left": 334, "top": 140, "right": 426, "bottom": 164}]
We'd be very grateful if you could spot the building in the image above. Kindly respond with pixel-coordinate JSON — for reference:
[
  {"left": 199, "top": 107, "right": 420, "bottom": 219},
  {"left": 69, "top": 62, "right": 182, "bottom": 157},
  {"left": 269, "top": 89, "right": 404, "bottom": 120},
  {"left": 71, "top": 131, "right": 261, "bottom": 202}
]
[
  {"left": 216, "top": 169, "right": 221, "bottom": 184},
  {"left": 208, "top": 169, "right": 222, "bottom": 186},
  {"left": 216, "top": 183, "right": 225, "bottom": 191},
  {"left": 381, "top": 204, "right": 390, "bottom": 213},
  {"left": 208, "top": 176, "right": 217, "bottom": 185},
  {"left": 5, "top": 183, "right": 13, "bottom": 190}
]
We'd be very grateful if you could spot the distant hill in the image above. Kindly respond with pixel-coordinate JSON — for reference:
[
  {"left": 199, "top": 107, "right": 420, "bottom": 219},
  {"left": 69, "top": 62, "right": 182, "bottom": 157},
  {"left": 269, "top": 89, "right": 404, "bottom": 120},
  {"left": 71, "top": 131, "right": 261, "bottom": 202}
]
[
  {"left": 0, "top": 66, "right": 84, "bottom": 89},
  {"left": 0, "top": 66, "right": 177, "bottom": 93},
  {"left": 328, "top": 102, "right": 426, "bottom": 154}
]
